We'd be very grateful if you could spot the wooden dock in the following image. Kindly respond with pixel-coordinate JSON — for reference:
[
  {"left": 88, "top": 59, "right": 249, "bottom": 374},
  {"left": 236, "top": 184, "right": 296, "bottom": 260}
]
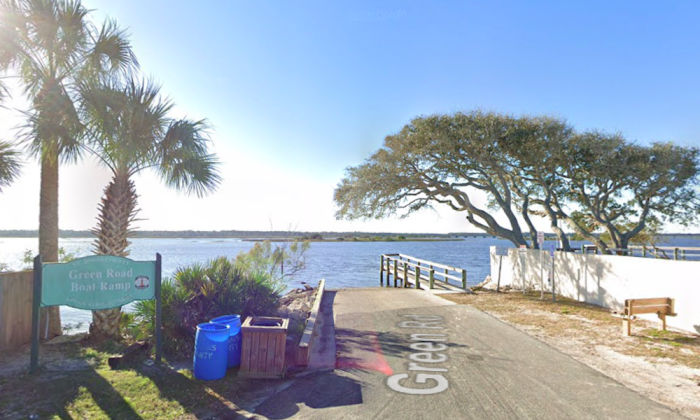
[{"left": 379, "top": 254, "right": 470, "bottom": 293}]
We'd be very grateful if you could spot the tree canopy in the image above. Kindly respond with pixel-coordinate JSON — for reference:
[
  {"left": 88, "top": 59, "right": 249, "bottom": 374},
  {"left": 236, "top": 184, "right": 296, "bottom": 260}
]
[{"left": 334, "top": 111, "right": 700, "bottom": 250}]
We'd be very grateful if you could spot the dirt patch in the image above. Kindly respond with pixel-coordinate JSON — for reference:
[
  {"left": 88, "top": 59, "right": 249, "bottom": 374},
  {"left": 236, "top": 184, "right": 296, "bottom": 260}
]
[{"left": 442, "top": 290, "right": 700, "bottom": 419}]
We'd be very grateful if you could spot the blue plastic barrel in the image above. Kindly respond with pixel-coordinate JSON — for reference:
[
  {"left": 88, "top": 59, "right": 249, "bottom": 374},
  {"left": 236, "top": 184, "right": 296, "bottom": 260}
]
[
  {"left": 211, "top": 314, "right": 242, "bottom": 368},
  {"left": 193, "top": 323, "right": 230, "bottom": 380}
]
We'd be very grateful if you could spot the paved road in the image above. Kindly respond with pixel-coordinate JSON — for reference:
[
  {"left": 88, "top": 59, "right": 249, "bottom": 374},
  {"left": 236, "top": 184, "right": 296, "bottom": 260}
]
[{"left": 255, "top": 288, "right": 685, "bottom": 419}]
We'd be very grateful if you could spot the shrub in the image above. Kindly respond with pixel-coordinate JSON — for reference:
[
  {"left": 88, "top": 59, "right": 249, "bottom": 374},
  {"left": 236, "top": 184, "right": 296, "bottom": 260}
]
[
  {"left": 235, "top": 240, "right": 309, "bottom": 280},
  {"left": 133, "top": 256, "right": 284, "bottom": 357}
]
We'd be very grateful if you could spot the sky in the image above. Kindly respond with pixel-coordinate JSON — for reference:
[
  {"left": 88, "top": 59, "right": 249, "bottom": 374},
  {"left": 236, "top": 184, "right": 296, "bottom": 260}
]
[{"left": 0, "top": 0, "right": 699, "bottom": 234}]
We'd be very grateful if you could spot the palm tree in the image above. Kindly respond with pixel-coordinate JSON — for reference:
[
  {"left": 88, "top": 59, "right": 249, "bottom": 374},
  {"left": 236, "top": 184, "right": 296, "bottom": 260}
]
[
  {"left": 0, "top": 141, "right": 21, "bottom": 191},
  {"left": 0, "top": 0, "right": 137, "bottom": 337},
  {"left": 80, "top": 77, "right": 221, "bottom": 341}
]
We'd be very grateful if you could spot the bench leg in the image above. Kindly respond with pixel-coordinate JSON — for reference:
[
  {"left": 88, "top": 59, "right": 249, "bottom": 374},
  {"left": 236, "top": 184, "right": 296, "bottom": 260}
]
[
  {"left": 659, "top": 313, "right": 666, "bottom": 331},
  {"left": 622, "top": 318, "right": 631, "bottom": 336}
]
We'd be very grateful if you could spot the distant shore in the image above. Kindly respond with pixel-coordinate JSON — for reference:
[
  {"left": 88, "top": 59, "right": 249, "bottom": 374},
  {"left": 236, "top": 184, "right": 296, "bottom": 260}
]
[
  {"left": 0, "top": 229, "right": 488, "bottom": 240},
  {"left": 0, "top": 230, "right": 698, "bottom": 241},
  {"left": 242, "top": 238, "right": 464, "bottom": 242}
]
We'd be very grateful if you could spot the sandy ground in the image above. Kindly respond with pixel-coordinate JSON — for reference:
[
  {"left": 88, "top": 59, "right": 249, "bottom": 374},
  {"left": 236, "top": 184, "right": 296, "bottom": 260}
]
[{"left": 441, "top": 289, "right": 700, "bottom": 420}]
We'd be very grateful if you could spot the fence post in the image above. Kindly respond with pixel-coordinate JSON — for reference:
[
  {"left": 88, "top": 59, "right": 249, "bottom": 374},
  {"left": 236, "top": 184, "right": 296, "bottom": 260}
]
[
  {"left": 642, "top": 247, "right": 647, "bottom": 257},
  {"left": 461, "top": 269, "right": 467, "bottom": 290},
  {"left": 674, "top": 248, "right": 679, "bottom": 260},
  {"left": 380, "top": 255, "right": 384, "bottom": 286},
  {"left": 682, "top": 250, "right": 686, "bottom": 261},
  {"left": 393, "top": 259, "right": 399, "bottom": 287},
  {"left": 415, "top": 267, "right": 421, "bottom": 290},
  {"left": 30, "top": 256, "right": 42, "bottom": 374},
  {"left": 429, "top": 270, "right": 434, "bottom": 289}
]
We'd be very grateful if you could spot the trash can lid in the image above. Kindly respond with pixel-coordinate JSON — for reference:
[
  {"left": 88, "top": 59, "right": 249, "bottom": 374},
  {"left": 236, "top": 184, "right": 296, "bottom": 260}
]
[
  {"left": 197, "top": 323, "right": 229, "bottom": 332},
  {"left": 210, "top": 314, "right": 241, "bottom": 324}
]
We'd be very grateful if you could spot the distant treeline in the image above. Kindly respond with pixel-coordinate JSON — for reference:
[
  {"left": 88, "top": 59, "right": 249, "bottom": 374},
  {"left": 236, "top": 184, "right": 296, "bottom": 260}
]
[
  {"left": 0, "top": 229, "right": 458, "bottom": 239},
  {"left": 0, "top": 230, "right": 697, "bottom": 240}
]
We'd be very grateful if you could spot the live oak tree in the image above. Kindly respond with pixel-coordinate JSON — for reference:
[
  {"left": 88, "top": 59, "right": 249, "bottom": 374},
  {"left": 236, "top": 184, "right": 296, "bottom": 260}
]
[
  {"left": 0, "top": 0, "right": 137, "bottom": 337},
  {"left": 335, "top": 111, "right": 700, "bottom": 251},
  {"left": 335, "top": 111, "right": 535, "bottom": 248},
  {"left": 561, "top": 134, "right": 699, "bottom": 251},
  {"left": 80, "top": 77, "right": 221, "bottom": 341},
  {"left": 489, "top": 115, "right": 575, "bottom": 250}
]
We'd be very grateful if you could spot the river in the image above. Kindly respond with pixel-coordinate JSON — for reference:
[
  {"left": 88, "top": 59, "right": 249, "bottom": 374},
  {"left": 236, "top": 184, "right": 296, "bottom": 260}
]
[{"left": 1, "top": 236, "right": 697, "bottom": 332}]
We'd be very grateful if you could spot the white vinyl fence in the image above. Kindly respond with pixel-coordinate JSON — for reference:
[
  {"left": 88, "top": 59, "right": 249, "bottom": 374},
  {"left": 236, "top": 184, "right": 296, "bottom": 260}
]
[{"left": 490, "top": 246, "right": 700, "bottom": 334}]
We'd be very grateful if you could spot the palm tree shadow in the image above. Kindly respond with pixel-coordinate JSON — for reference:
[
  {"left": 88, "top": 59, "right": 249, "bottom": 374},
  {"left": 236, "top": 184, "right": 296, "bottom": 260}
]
[
  {"left": 19, "top": 365, "right": 145, "bottom": 420},
  {"left": 252, "top": 370, "right": 364, "bottom": 419},
  {"left": 132, "top": 363, "right": 237, "bottom": 417}
]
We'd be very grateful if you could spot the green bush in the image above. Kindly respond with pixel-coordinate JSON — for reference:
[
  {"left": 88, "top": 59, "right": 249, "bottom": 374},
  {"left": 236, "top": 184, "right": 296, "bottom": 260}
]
[{"left": 132, "top": 256, "right": 283, "bottom": 357}]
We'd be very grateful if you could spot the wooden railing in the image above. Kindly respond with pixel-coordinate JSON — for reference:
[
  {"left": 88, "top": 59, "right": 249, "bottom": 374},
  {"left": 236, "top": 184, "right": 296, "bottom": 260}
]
[
  {"left": 379, "top": 254, "right": 467, "bottom": 291},
  {"left": 582, "top": 245, "right": 700, "bottom": 260}
]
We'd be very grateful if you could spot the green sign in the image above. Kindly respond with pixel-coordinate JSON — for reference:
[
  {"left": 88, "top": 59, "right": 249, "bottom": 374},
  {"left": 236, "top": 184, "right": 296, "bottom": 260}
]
[
  {"left": 30, "top": 253, "right": 163, "bottom": 373},
  {"left": 42, "top": 255, "right": 156, "bottom": 310}
]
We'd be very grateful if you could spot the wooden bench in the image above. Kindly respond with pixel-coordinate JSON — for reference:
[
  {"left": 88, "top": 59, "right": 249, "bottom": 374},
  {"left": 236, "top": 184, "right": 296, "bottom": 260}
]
[{"left": 614, "top": 298, "right": 676, "bottom": 336}]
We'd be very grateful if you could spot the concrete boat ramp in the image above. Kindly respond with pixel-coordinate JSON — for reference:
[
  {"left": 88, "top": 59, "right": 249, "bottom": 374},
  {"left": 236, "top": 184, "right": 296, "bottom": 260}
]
[{"left": 254, "top": 288, "right": 684, "bottom": 419}]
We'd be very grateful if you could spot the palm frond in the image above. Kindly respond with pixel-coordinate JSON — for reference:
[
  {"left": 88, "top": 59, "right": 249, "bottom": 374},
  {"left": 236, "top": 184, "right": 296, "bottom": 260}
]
[
  {"left": 80, "top": 76, "right": 172, "bottom": 172},
  {"left": 0, "top": 141, "right": 22, "bottom": 191},
  {"left": 19, "top": 78, "right": 84, "bottom": 163},
  {"left": 0, "top": 78, "right": 9, "bottom": 105},
  {"left": 158, "top": 119, "right": 222, "bottom": 197},
  {"left": 54, "top": 0, "right": 89, "bottom": 71},
  {"left": 26, "top": 0, "right": 61, "bottom": 52},
  {"left": 86, "top": 18, "right": 138, "bottom": 77},
  {"left": 0, "top": 7, "right": 24, "bottom": 69}
]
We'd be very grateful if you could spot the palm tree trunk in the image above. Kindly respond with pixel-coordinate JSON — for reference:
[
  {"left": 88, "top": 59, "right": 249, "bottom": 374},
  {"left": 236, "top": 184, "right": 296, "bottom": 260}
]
[
  {"left": 39, "top": 151, "right": 62, "bottom": 338},
  {"left": 89, "top": 172, "right": 138, "bottom": 341}
]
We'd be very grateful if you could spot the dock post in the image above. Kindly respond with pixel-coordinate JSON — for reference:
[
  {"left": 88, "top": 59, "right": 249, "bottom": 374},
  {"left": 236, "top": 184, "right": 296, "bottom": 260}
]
[
  {"left": 403, "top": 262, "right": 409, "bottom": 288},
  {"left": 429, "top": 269, "right": 434, "bottom": 289},
  {"left": 461, "top": 269, "right": 467, "bottom": 290},
  {"left": 380, "top": 255, "right": 384, "bottom": 286},
  {"left": 385, "top": 257, "right": 391, "bottom": 287},
  {"left": 415, "top": 267, "right": 421, "bottom": 290},
  {"left": 393, "top": 259, "right": 399, "bottom": 287}
]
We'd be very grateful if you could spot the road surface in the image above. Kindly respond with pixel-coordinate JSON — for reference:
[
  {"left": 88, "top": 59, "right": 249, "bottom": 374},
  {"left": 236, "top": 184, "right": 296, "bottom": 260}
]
[{"left": 254, "top": 288, "right": 685, "bottom": 419}]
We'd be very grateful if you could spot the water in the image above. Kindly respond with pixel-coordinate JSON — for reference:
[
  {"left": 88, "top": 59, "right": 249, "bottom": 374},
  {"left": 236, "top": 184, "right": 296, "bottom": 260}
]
[{"left": 1, "top": 236, "right": 697, "bottom": 332}]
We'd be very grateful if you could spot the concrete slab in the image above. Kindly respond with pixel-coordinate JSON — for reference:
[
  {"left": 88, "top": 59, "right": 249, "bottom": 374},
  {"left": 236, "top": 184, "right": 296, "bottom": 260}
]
[
  {"left": 253, "top": 288, "right": 685, "bottom": 420},
  {"left": 333, "top": 287, "right": 455, "bottom": 317}
]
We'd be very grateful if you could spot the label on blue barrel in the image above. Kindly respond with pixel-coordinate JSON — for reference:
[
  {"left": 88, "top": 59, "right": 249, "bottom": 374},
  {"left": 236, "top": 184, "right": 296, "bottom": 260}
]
[{"left": 196, "top": 344, "right": 218, "bottom": 360}]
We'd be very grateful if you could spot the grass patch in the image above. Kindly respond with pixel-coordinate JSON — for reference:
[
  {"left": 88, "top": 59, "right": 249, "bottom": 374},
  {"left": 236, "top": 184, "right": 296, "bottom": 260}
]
[
  {"left": 0, "top": 341, "right": 282, "bottom": 420},
  {"left": 442, "top": 290, "right": 700, "bottom": 369}
]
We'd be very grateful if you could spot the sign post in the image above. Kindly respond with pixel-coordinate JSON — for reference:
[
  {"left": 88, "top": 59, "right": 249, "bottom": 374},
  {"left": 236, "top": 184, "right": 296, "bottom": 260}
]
[
  {"left": 549, "top": 245, "right": 556, "bottom": 302},
  {"left": 518, "top": 245, "right": 527, "bottom": 295},
  {"left": 30, "top": 254, "right": 162, "bottom": 373},
  {"left": 537, "top": 232, "right": 545, "bottom": 299}
]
